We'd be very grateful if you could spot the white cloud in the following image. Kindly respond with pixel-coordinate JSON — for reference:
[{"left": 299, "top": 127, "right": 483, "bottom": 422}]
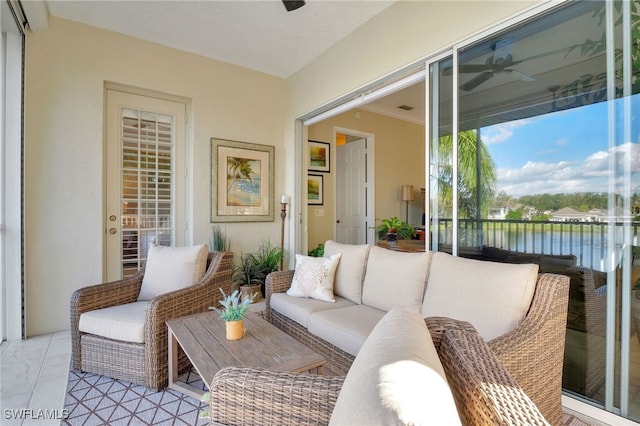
[
  {"left": 496, "top": 142, "right": 640, "bottom": 197},
  {"left": 481, "top": 118, "right": 534, "bottom": 146}
]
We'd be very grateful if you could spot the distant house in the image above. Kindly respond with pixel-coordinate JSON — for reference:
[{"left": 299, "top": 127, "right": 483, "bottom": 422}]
[
  {"left": 550, "top": 207, "right": 596, "bottom": 222},
  {"left": 488, "top": 207, "right": 509, "bottom": 220}
]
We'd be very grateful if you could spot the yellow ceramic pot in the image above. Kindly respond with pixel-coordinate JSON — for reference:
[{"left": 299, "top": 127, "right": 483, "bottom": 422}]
[{"left": 226, "top": 320, "right": 244, "bottom": 340}]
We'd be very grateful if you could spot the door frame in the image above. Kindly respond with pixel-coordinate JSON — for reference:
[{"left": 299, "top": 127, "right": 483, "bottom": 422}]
[
  {"left": 333, "top": 127, "right": 375, "bottom": 243},
  {"left": 103, "top": 83, "right": 193, "bottom": 281}
]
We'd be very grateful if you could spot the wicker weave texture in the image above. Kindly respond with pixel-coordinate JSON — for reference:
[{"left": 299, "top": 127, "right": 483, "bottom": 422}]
[
  {"left": 208, "top": 318, "right": 550, "bottom": 426},
  {"left": 70, "top": 251, "right": 233, "bottom": 390},
  {"left": 265, "top": 269, "right": 570, "bottom": 425}
]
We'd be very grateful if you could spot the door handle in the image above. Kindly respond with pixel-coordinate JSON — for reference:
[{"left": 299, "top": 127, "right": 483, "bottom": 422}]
[{"left": 336, "top": 220, "right": 340, "bottom": 223}]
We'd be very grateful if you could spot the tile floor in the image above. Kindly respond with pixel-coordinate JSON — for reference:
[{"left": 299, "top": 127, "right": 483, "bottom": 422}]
[
  {"left": 0, "top": 331, "right": 71, "bottom": 425},
  {"left": 0, "top": 327, "right": 613, "bottom": 426}
]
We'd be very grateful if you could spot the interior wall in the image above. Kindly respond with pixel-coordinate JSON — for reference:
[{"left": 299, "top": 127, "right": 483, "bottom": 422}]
[
  {"left": 24, "top": 17, "right": 286, "bottom": 335},
  {"left": 307, "top": 109, "right": 424, "bottom": 250}
]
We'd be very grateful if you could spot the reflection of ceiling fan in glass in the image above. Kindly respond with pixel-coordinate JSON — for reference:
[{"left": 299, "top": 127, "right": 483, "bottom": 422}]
[{"left": 458, "top": 38, "right": 535, "bottom": 92}]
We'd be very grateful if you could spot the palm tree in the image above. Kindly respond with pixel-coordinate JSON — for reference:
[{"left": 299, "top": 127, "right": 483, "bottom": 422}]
[
  {"left": 432, "top": 129, "right": 496, "bottom": 219},
  {"left": 227, "top": 157, "right": 254, "bottom": 192}
]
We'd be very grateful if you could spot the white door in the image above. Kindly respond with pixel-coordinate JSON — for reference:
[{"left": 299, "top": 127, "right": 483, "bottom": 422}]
[
  {"left": 336, "top": 138, "right": 368, "bottom": 244},
  {"left": 105, "top": 90, "right": 186, "bottom": 281}
]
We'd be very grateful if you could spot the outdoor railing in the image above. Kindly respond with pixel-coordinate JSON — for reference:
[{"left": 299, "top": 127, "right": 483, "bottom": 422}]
[{"left": 434, "top": 218, "right": 640, "bottom": 272}]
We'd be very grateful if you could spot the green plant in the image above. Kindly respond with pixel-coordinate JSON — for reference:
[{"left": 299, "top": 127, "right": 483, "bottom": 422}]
[
  {"left": 375, "top": 217, "right": 414, "bottom": 240},
  {"left": 231, "top": 241, "right": 283, "bottom": 291},
  {"left": 308, "top": 243, "right": 325, "bottom": 257},
  {"left": 211, "top": 225, "right": 230, "bottom": 251},
  {"left": 210, "top": 288, "right": 256, "bottom": 322}
]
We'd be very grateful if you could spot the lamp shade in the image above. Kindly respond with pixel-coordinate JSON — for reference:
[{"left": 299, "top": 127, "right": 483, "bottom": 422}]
[{"left": 401, "top": 185, "right": 415, "bottom": 202}]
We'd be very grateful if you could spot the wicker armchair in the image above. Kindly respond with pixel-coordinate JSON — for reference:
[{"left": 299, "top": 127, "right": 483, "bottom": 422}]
[
  {"left": 266, "top": 271, "right": 569, "bottom": 425},
  {"left": 70, "top": 251, "right": 233, "bottom": 390},
  {"left": 208, "top": 317, "right": 549, "bottom": 426}
]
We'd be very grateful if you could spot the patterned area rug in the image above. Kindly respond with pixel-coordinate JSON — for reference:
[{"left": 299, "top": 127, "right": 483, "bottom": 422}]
[{"left": 63, "top": 369, "right": 207, "bottom": 425}]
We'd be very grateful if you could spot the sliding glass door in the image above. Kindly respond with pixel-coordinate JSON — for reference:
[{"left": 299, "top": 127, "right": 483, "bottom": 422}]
[{"left": 428, "top": 0, "right": 639, "bottom": 420}]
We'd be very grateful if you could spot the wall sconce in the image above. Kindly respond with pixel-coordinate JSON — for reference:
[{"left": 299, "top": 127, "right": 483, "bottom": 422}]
[{"left": 401, "top": 185, "right": 414, "bottom": 224}]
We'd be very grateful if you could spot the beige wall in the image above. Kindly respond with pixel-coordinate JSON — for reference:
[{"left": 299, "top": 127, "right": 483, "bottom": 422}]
[
  {"left": 24, "top": 17, "right": 286, "bottom": 335},
  {"left": 307, "top": 109, "right": 424, "bottom": 250}
]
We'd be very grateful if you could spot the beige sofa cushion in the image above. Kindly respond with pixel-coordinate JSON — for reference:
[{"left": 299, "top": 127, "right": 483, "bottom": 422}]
[
  {"left": 270, "top": 293, "right": 355, "bottom": 328},
  {"left": 287, "top": 253, "right": 341, "bottom": 302},
  {"left": 138, "top": 243, "right": 209, "bottom": 301},
  {"left": 323, "top": 240, "right": 371, "bottom": 304},
  {"left": 422, "top": 252, "right": 539, "bottom": 341},
  {"left": 330, "top": 306, "right": 460, "bottom": 425},
  {"left": 79, "top": 301, "right": 148, "bottom": 343},
  {"left": 307, "top": 304, "right": 386, "bottom": 356},
  {"left": 362, "top": 246, "right": 430, "bottom": 312}
]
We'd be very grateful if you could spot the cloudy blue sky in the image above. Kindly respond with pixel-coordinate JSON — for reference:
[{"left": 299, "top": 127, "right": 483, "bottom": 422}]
[{"left": 481, "top": 97, "right": 640, "bottom": 197}]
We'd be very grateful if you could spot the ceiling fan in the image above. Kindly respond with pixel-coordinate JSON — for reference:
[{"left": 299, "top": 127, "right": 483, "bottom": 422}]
[
  {"left": 282, "top": 0, "right": 306, "bottom": 12},
  {"left": 457, "top": 38, "right": 535, "bottom": 92}
]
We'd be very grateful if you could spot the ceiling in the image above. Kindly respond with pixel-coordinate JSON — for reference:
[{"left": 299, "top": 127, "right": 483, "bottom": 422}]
[{"left": 43, "top": 0, "right": 396, "bottom": 79}]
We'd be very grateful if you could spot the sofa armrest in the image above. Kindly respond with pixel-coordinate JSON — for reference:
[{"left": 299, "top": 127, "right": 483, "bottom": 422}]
[
  {"left": 425, "top": 316, "right": 478, "bottom": 350},
  {"left": 210, "top": 367, "right": 344, "bottom": 425},
  {"left": 487, "top": 273, "right": 569, "bottom": 425},
  {"left": 69, "top": 272, "right": 144, "bottom": 371},
  {"left": 265, "top": 270, "right": 295, "bottom": 321},
  {"left": 437, "top": 319, "right": 550, "bottom": 426}
]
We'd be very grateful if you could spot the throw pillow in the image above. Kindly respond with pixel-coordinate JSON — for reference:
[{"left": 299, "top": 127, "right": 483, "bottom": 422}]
[
  {"left": 287, "top": 253, "right": 341, "bottom": 302},
  {"left": 137, "top": 243, "right": 209, "bottom": 301}
]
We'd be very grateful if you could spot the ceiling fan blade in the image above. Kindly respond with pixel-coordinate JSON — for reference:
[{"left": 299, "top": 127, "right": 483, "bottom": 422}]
[
  {"left": 460, "top": 72, "right": 494, "bottom": 92},
  {"left": 282, "top": 0, "right": 305, "bottom": 11},
  {"left": 457, "top": 63, "right": 496, "bottom": 74},
  {"left": 506, "top": 69, "right": 535, "bottom": 82}
]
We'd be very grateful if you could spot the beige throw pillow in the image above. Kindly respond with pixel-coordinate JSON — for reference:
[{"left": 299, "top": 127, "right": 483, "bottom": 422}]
[
  {"left": 137, "top": 244, "right": 209, "bottom": 301},
  {"left": 324, "top": 240, "right": 371, "bottom": 304},
  {"left": 287, "top": 253, "right": 341, "bottom": 302}
]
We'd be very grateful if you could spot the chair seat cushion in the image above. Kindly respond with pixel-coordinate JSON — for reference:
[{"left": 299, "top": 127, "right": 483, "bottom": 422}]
[
  {"left": 329, "top": 306, "right": 460, "bottom": 425},
  {"left": 137, "top": 243, "right": 209, "bottom": 301},
  {"left": 79, "top": 301, "right": 148, "bottom": 343}
]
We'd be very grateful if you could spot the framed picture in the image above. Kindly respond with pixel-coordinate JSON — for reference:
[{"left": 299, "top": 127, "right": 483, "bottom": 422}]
[
  {"left": 211, "top": 138, "right": 275, "bottom": 222},
  {"left": 308, "top": 140, "right": 330, "bottom": 172},
  {"left": 307, "top": 174, "right": 324, "bottom": 205}
]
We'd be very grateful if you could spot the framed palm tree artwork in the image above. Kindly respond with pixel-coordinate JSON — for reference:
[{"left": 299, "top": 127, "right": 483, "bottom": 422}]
[{"left": 211, "top": 138, "right": 275, "bottom": 222}]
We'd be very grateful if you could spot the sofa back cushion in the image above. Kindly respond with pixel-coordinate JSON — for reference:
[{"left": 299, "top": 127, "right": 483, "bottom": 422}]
[
  {"left": 137, "top": 243, "right": 209, "bottom": 301},
  {"left": 422, "top": 252, "right": 538, "bottom": 341},
  {"left": 329, "top": 306, "right": 460, "bottom": 425},
  {"left": 323, "top": 240, "right": 371, "bottom": 304},
  {"left": 361, "top": 246, "right": 430, "bottom": 312}
]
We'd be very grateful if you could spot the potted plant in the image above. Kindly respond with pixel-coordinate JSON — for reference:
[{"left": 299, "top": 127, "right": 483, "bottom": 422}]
[
  {"left": 375, "top": 217, "right": 414, "bottom": 242},
  {"left": 232, "top": 241, "right": 283, "bottom": 300},
  {"left": 210, "top": 288, "right": 257, "bottom": 340}
]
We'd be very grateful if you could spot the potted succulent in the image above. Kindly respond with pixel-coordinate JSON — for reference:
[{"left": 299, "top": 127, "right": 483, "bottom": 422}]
[
  {"left": 375, "top": 217, "right": 414, "bottom": 243},
  {"left": 210, "top": 288, "right": 257, "bottom": 340}
]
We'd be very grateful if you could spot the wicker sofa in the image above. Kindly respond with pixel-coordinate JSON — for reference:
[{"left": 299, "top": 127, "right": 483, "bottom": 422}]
[
  {"left": 70, "top": 249, "right": 233, "bottom": 390},
  {"left": 265, "top": 240, "right": 570, "bottom": 425},
  {"left": 209, "top": 307, "right": 549, "bottom": 425}
]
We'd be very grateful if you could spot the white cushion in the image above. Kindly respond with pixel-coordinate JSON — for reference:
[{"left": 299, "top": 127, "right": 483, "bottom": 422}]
[
  {"left": 137, "top": 244, "right": 209, "bottom": 301},
  {"left": 307, "top": 304, "right": 386, "bottom": 356},
  {"left": 329, "top": 306, "right": 460, "bottom": 425},
  {"left": 287, "top": 253, "right": 341, "bottom": 302},
  {"left": 270, "top": 293, "right": 355, "bottom": 328},
  {"left": 79, "top": 301, "right": 148, "bottom": 343},
  {"left": 422, "top": 252, "right": 539, "bottom": 341},
  {"left": 324, "top": 240, "right": 371, "bottom": 304},
  {"left": 362, "top": 245, "right": 431, "bottom": 312}
]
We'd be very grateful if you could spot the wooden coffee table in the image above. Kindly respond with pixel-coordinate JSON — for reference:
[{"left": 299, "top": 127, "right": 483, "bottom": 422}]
[{"left": 166, "top": 311, "right": 326, "bottom": 399}]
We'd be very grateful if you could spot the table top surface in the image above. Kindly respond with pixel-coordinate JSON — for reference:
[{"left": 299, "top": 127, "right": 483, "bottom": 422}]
[{"left": 166, "top": 311, "right": 326, "bottom": 385}]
